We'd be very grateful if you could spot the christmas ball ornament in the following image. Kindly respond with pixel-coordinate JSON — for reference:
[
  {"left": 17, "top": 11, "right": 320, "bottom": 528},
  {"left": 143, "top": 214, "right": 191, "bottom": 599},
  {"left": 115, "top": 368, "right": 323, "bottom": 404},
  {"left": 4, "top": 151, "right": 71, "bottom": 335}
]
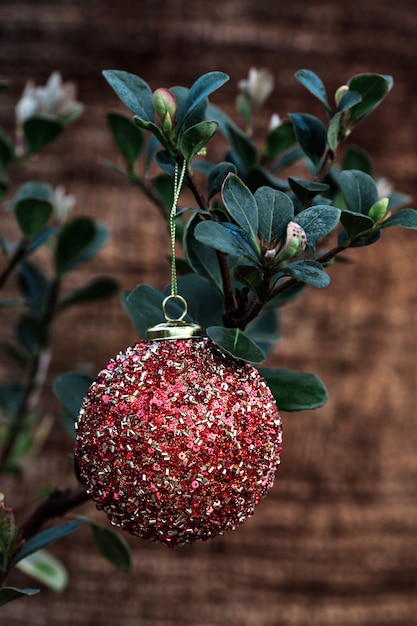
[{"left": 75, "top": 304, "right": 282, "bottom": 547}]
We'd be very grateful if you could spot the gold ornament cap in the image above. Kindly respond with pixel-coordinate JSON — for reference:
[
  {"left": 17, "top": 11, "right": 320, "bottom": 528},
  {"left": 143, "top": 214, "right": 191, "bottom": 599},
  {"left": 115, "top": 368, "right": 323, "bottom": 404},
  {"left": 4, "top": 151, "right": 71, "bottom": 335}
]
[{"left": 145, "top": 295, "right": 205, "bottom": 341}]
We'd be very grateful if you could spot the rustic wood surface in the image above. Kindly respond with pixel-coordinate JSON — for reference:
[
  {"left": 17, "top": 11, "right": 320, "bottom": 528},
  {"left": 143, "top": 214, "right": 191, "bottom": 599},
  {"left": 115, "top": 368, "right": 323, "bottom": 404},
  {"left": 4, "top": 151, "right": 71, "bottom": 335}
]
[{"left": 1, "top": 0, "right": 417, "bottom": 624}]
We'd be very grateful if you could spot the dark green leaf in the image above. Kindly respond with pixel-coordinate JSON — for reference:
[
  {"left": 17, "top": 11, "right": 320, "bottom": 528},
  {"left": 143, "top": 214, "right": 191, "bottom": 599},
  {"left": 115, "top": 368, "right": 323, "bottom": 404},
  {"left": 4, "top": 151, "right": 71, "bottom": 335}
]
[
  {"left": 254, "top": 186, "right": 294, "bottom": 247},
  {"left": 0, "top": 129, "right": 15, "bottom": 168},
  {"left": 281, "top": 260, "right": 330, "bottom": 288},
  {"left": 54, "top": 217, "right": 97, "bottom": 275},
  {"left": 102, "top": 70, "right": 154, "bottom": 122},
  {"left": 294, "top": 70, "right": 331, "bottom": 115},
  {"left": 245, "top": 309, "right": 280, "bottom": 354},
  {"left": 15, "top": 312, "right": 47, "bottom": 355},
  {"left": 89, "top": 522, "right": 131, "bottom": 571},
  {"left": 264, "top": 120, "right": 297, "bottom": 160},
  {"left": 294, "top": 205, "right": 341, "bottom": 243},
  {"left": 68, "top": 222, "right": 108, "bottom": 268},
  {"left": 133, "top": 117, "right": 167, "bottom": 149},
  {"left": 289, "top": 113, "right": 327, "bottom": 169},
  {"left": 26, "top": 226, "right": 58, "bottom": 255},
  {"left": 168, "top": 274, "right": 224, "bottom": 328},
  {"left": 226, "top": 123, "right": 258, "bottom": 171},
  {"left": 380, "top": 208, "right": 417, "bottom": 230},
  {"left": 208, "top": 162, "right": 237, "bottom": 200},
  {"left": 232, "top": 265, "right": 264, "bottom": 302},
  {"left": 343, "top": 146, "right": 373, "bottom": 176},
  {"left": 340, "top": 209, "right": 374, "bottom": 239},
  {"left": 58, "top": 277, "right": 119, "bottom": 311},
  {"left": 259, "top": 368, "right": 328, "bottom": 411},
  {"left": 14, "top": 182, "right": 53, "bottom": 205},
  {"left": 10, "top": 519, "right": 85, "bottom": 567},
  {"left": 194, "top": 220, "right": 260, "bottom": 264},
  {"left": 18, "top": 261, "right": 50, "bottom": 313},
  {"left": 288, "top": 178, "right": 329, "bottom": 207},
  {"left": 266, "top": 282, "right": 306, "bottom": 309},
  {"left": 206, "top": 326, "right": 265, "bottom": 363},
  {"left": 340, "top": 169, "right": 378, "bottom": 214},
  {"left": 0, "top": 81, "right": 8, "bottom": 94},
  {"left": 107, "top": 111, "right": 143, "bottom": 165},
  {"left": 338, "top": 228, "right": 381, "bottom": 248},
  {"left": 178, "top": 120, "right": 218, "bottom": 162},
  {"left": 326, "top": 111, "right": 343, "bottom": 153},
  {"left": 347, "top": 73, "right": 392, "bottom": 122},
  {"left": 177, "top": 71, "right": 229, "bottom": 127},
  {"left": 183, "top": 214, "right": 223, "bottom": 294},
  {"left": 0, "top": 384, "right": 25, "bottom": 417},
  {"left": 153, "top": 174, "right": 175, "bottom": 211},
  {"left": 337, "top": 90, "right": 362, "bottom": 112},
  {"left": 23, "top": 117, "right": 63, "bottom": 155},
  {"left": 222, "top": 174, "right": 259, "bottom": 248},
  {"left": 15, "top": 199, "right": 53, "bottom": 239},
  {"left": 53, "top": 372, "right": 94, "bottom": 418},
  {"left": 0, "top": 587, "right": 39, "bottom": 607}
]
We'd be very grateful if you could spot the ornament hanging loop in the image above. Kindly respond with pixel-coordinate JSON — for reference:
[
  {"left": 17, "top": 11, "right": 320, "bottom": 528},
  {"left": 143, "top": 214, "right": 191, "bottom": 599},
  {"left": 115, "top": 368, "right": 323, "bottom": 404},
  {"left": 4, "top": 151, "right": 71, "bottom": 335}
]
[{"left": 162, "top": 294, "right": 188, "bottom": 322}]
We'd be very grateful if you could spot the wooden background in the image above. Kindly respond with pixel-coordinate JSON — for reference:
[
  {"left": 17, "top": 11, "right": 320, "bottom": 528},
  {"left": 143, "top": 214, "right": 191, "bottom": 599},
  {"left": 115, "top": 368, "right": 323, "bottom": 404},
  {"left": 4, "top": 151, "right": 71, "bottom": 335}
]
[{"left": 1, "top": 0, "right": 417, "bottom": 624}]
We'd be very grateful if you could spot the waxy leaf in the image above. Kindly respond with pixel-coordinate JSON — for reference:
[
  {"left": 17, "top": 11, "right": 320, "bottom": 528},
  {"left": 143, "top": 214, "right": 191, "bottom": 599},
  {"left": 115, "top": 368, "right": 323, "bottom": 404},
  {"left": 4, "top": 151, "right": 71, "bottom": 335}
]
[
  {"left": 264, "top": 120, "right": 297, "bottom": 160},
  {"left": 255, "top": 186, "right": 294, "bottom": 246},
  {"left": 18, "top": 261, "right": 50, "bottom": 313},
  {"left": 232, "top": 265, "right": 264, "bottom": 302},
  {"left": 58, "top": 277, "right": 119, "bottom": 311},
  {"left": 0, "top": 384, "right": 25, "bottom": 417},
  {"left": 184, "top": 214, "right": 223, "bottom": 294},
  {"left": 295, "top": 205, "right": 341, "bottom": 243},
  {"left": 207, "top": 326, "right": 265, "bottom": 364},
  {"left": 54, "top": 217, "right": 97, "bottom": 275},
  {"left": 226, "top": 123, "right": 258, "bottom": 171},
  {"left": 380, "top": 208, "right": 417, "bottom": 230},
  {"left": 168, "top": 274, "right": 224, "bottom": 328},
  {"left": 14, "top": 182, "right": 53, "bottom": 238},
  {"left": 194, "top": 221, "right": 259, "bottom": 264},
  {"left": 0, "top": 129, "right": 15, "bottom": 168},
  {"left": 178, "top": 120, "right": 218, "bottom": 162},
  {"left": 289, "top": 113, "right": 327, "bottom": 169},
  {"left": 340, "top": 210, "right": 374, "bottom": 239},
  {"left": 208, "top": 162, "right": 238, "bottom": 200},
  {"left": 53, "top": 372, "right": 94, "bottom": 418},
  {"left": 89, "top": 522, "right": 131, "bottom": 571},
  {"left": 340, "top": 169, "right": 378, "bottom": 214},
  {"left": 102, "top": 70, "right": 154, "bottom": 122},
  {"left": 0, "top": 587, "right": 39, "bottom": 607},
  {"left": 337, "top": 90, "right": 362, "bottom": 113},
  {"left": 259, "top": 368, "right": 328, "bottom": 411},
  {"left": 281, "top": 260, "right": 330, "bottom": 288},
  {"left": 343, "top": 146, "right": 373, "bottom": 176},
  {"left": 295, "top": 69, "right": 331, "bottom": 116},
  {"left": 176, "top": 71, "right": 229, "bottom": 128},
  {"left": 11, "top": 519, "right": 85, "bottom": 567},
  {"left": 16, "top": 549, "right": 68, "bottom": 592},
  {"left": 288, "top": 178, "right": 329, "bottom": 207},
  {"left": 347, "top": 73, "right": 392, "bottom": 122},
  {"left": 107, "top": 111, "right": 143, "bottom": 165},
  {"left": 222, "top": 174, "right": 259, "bottom": 248}
]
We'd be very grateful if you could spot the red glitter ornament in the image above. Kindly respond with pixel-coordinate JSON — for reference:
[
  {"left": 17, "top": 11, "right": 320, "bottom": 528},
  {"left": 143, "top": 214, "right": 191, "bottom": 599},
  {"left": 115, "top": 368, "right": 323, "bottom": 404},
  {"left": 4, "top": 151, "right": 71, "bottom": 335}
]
[{"left": 75, "top": 332, "right": 282, "bottom": 546}]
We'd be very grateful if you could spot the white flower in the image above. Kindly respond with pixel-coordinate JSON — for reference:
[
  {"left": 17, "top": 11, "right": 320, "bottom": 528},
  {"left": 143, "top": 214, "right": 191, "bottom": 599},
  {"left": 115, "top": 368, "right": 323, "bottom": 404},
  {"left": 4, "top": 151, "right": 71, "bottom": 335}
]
[
  {"left": 376, "top": 177, "right": 393, "bottom": 199},
  {"left": 52, "top": 185, "right": 76, "bottom": 222},
  {"left": 238, "top": 68, "right": 274, "bottom": 108},
  {"left": 16, "top": 72, "right": 81, "bottom": 125},
  {"left": 269, "top": 113, "right": 282, "bottom": 131}
]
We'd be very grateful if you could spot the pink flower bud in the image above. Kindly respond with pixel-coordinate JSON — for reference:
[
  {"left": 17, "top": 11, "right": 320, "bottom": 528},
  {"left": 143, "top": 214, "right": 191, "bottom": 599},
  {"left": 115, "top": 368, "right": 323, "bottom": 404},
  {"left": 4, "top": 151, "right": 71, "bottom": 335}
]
[
  {"left": 275, "top": 221, "right": 307, "bottom": 262},
  {"left": 152, "top": 88, "right": 177, "bottom": 126}
]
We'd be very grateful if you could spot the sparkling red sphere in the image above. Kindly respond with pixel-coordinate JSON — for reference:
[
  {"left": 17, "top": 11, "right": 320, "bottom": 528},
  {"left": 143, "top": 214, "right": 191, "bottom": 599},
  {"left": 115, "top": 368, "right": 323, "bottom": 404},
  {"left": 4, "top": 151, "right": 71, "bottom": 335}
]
[{"left": 75, "top": 338, "right": 282, "bottom": 546}]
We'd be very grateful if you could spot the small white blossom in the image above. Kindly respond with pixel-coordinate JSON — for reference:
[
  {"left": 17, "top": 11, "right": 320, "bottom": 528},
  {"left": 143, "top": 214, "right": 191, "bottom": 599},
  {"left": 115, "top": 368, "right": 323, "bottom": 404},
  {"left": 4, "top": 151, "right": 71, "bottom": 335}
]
[
  {"left": 52, "top": 185, "right": 75, "bottom": 222},
  {"left": 376, "top": 177, "right": 393, "bottom": 199},
  {"left": 16, "top": 72, "right": 81, "bottom": 125},
  {"left": 269, "top": 113, "right": 282, "bottom": 131},
  {"left": 238, "top": 68, "right": 274, "bottom": 108}
]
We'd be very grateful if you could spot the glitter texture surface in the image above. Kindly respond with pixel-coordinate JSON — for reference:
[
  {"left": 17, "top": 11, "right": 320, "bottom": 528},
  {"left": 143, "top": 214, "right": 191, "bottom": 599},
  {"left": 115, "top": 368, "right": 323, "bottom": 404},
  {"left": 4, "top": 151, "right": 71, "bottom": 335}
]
[{"left": 75, "top": 338, "right": 282, "bottom": 546}]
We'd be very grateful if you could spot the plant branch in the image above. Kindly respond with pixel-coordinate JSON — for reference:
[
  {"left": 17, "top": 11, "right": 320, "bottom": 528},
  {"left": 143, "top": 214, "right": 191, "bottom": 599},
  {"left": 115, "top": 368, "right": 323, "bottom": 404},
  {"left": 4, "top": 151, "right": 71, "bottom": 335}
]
[{"left": 0, "top": 239, "right": 29, "bottom": 292}]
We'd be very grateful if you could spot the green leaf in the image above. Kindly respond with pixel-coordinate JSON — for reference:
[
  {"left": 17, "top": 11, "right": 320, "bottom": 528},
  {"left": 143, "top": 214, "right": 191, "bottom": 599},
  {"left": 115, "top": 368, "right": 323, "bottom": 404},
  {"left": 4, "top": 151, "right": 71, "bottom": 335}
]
[
  {"left": 289, "top": 113, "right": 327, "bottom": 169},
  {"left": 326, "top": 111, "right": 343, "bottom": 152},
  {"left": 222, "top": 173, "right": 259, "bottom": 248},
  {"left": 254, "top": 186, "right": 294, "bottom": 247},
  {"left": 16, "top": 549, "right": 68, "bottom": 592},
  {"left": 102, "top": 70, "right": 154, "bottom": 122},
  {"left": 107, "top": 111, "right": 143, "bottom": 166},
  {"left": 123, "top": 284, "right": 191, "bottom": 338},
  {"left": 177, "top": 71, "right": 229, "bottom": 127},
  {"left": 22, "top": 117, "right": 63, "bottom": 155},
  {"left": 281, "top": 260, "right": 330, "bottom": 288},
  {"left": 194, "top": 221, "right": 260, "bottom": 264},
  {"left": 347, "top": 73, "right": 392, "bottom": 122},
  {"left": 58, "top": 277, "right": 119, "bottom": 311},
  {"left": 54, "top": 217, "right": 97, "bottom": 275},
  {"left": 259, "top": 368, "right": 328, "bottom": 411},
  {"left": 294, "top": 205, "right": 341, "bottom": 243},
  {"left": 170, "top": 274, "right": 224, "bottom": 328},
  {"left": 264, "top": 120, "right": 297, "bottom": 160},
  {"left": 380, "top": 208, "right": 417, "bottom": 230},
  {"left": 206, "top": 326, "right": 265, "bottom": 364},
  {"left": 337, "top": 90, "right": 362, "bottom": 112},
  {"left": 340, "top": 169, "right": 378, "bottom": 214},
  {"left": 340, "top": 210, "right": 374, "bottom": 239},
  {"left": 18, "top": 261, "right": 50, "bottom": 313},
  {"left": 208, "top": 162, "right": 237, "bottom": 200},
  {"left": 226, "top": 123, "right": 258, "bottom": 171},
  {"left": 288, "top": 178, "right": 329, "bottom": 207},
  {"left": 245, "top": 309, "right": 280, "bottom": 354},
  {"left": 14, "top": 193, "right": 53, "bottom": 239},
  {"left": 178, "top": 120, "right": 218, "bottom": 162},
  {"left": 294, "top": 69, "right": 331, "bottom": 116},
  {"left": 343, "top": 146, "right": 373, "bottom": 176},
  {"left": 0, "top": 587, "right": 39, "bottom": 607},
  {"left": 10, "top": 519, "right": 85, "bottom": 567},
  {"left": 183, "top": 214, "right": 223, "bottom": 294},
  {"left": 0, "top": 129, "right": 15, "bottom": 168},
  {"left": 232, "top": 265, "right": 264, "bottom": 302},
  {"left": 15, "top": 312, "right": 47, "bottom": 356},
  {"left": 0, "top": 384, "right": 24, "bottom": 419},
  {"left": 89, "top": 522, "right": 131, "bottom": 571},
  {"left": 133, "top": 117, "right": 168, "bottom": 149},
  {"left": 53, "top": 372, "right": 93, "bottom": 418}
]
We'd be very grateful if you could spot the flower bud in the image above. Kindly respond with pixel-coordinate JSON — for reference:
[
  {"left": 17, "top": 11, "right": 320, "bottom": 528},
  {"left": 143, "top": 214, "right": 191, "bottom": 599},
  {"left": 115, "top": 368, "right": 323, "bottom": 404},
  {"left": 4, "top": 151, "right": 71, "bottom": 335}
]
[
  {"left": 368, "top": 197, "right": 389, "bottom": 223},
  {"left": 335, "top": 84, "right": 349, "bottom": 107},
  {"left": 152, "top": 88, "right": 177, "bottom": 128},
  {"left": 275, "top": 221, "right": 307, "bottom": 262}
]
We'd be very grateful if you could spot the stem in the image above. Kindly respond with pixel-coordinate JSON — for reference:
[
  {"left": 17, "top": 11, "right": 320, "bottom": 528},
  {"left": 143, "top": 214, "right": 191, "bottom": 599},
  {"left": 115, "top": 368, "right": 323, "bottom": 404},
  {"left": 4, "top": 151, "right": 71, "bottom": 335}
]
[{"left": 0, "top": 239, "right": 29, "bottom": 291}]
